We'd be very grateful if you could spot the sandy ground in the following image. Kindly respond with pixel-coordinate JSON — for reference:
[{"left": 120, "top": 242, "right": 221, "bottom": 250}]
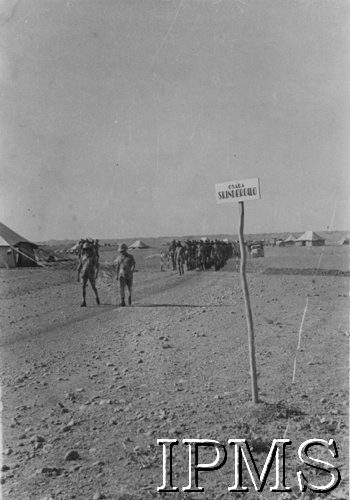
[{"left": 0, "top": 246, "right": 349, "bottom": 499}]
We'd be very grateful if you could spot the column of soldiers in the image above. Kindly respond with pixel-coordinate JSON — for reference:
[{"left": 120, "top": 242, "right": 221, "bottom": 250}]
[
  {"left": 76, "top": 237, "right": 241, "bottom": 306},
  {"left": 167, "top": 239, "right": 239, "bottom": 275}
]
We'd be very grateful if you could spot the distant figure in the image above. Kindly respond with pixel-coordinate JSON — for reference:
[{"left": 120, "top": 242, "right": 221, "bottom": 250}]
[
  {"left": 94, "top": 239, "right": 100, "bottom": 269},
  {"left": 160, "top": 250, "right": 166, "bottom": 272},
  {"left": 197, "top": 241, "right": 205, "bottom": 271},
  {"left": 167, "top": 252, "right": 171, "bottom": 270},
  {"left": 115, "top": 243, "right": 136, "bottom": 306},
  {"left": 168, "top": 240, "right": 177, "bottom": 271},
  {"left": 77, "top": 242, "right": 100, "bottom": 307},
  {"left": 175, "top": 241, "right": 185, "bottom": 275}
]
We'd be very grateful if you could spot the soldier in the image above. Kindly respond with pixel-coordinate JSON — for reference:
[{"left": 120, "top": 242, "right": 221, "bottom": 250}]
[
  {"left": 115, "top": 243, "right": 136, "bottom": 306},
  {"left": 175, "top": 241, "right": 185, "bottom": 276},
  {"left": 160, "top": 250, "right": 166, "bottom": 272},
  {"left": 197, "top": 241, "right": 205, "bottom": 271},
  {"left": 168, "top": 240, "right": 177, "bottom": 271},
  {"left": 77, "top": 242, "right": 100, "bottom": 307}
]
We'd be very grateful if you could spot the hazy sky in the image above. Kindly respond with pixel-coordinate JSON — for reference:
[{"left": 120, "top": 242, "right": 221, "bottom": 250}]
[{"left": 0, "top": 0, "right": 349, "bottom": 240}]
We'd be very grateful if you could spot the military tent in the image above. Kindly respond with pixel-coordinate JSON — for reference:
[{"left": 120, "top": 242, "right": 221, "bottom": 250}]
[
  {"left": 67, "top": 242, "right": 80, "bottom": 254},
  {"left": 295, "top": 231, "right": 325, "bottom": 247},
  {"left": 0, "top": 222, "right": 38, "bottom": 267},
  {"left": 0, "top": 236, "right": 17, "bottom": 268},
  {"left": 284, "top": 234, "right": 297, "bottom": 246},
  {"left": 128, "top": 240, "right": 149, "bottom": 249}
]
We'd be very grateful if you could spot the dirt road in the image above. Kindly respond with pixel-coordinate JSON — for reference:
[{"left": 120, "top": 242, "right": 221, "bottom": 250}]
[{"left": 0, "top": 251, "right": 349, "bottom": 499}]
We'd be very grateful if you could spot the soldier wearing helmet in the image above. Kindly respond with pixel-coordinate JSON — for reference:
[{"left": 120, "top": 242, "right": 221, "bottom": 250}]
[{"left": 114, "top": 243, "right": 136, "bottom": 306}]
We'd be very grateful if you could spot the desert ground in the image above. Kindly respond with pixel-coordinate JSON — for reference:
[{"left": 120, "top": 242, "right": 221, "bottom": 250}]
[{"left": 0, "top": 242, "right": 349, "bottom": 500}]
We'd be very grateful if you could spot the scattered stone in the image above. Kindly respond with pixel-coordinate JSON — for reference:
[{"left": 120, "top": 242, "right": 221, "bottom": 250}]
[
  {"left": 37, "top": 466, "right": 63, "bottom": 476},
  {"left": 62, "top": 419, "right": 75, "bottom": 431},
  {"left": 42, "top": 444, "right": 53, "bottom": 454},
  {"left": 92, "top": 491, "right": 106, "bottom": 500},
  {"left": 64, "top": 450, "right": 80, "bottom": 461},
  {"left": 30, "top": 435, "right": 45, "bottom": 444},
  {"left": 92, "top": 460, "right": 105, "bottom": 467},
  {"left": 3, "top": 447, "right": 13, "bottom": 456},
  {"left": 1, "top": 464, "right": 10, "bottom": 472}
]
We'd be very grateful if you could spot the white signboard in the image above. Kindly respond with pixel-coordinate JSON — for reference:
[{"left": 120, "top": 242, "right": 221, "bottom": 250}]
[{"left": 215, "top": 177, "right": 261, "bottom": 204}]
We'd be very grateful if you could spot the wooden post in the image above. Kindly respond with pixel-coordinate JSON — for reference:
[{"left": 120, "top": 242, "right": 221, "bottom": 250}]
[{"left": 238, "top": 201, "right": 259, "bottom": 403}]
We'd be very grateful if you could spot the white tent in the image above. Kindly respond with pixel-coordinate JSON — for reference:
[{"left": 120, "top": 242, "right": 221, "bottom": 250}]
[
  {"left": 128, "top": 240, "right": 149, "bottom": 249},
  {"left": 0, "top": 235, "right": 16, "bottom": 268},
  {"left": 284, "top": 234, "right": 297, "bottom": 246},
  {"left": 0, "top": 222, "right": 38, "bottom": 267},
  {"left": 295, "top": 231, "right": 325, "bottom": 247},
  {"left": 68, "top": 242, "right": 80, "bottom": 254}
]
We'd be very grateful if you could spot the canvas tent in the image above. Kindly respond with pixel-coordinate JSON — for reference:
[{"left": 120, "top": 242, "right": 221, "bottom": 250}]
[
  {"left": 67, "top": 242, "right": 80, "bottom": 254},
  {"left": 0, "top": 222, "right": 38, "bottom": 268},
  {"left": 295, "top": 231, "right": 325, "bottom": 247},
  {"left": 284, "top": 234, "right": 297, "bottom": 246},
  {"left": 128, "top": 240, "right": 149, "bottom": 249},
  {"left": 0, "top": 235, "right": 17, "bottom": 268}
]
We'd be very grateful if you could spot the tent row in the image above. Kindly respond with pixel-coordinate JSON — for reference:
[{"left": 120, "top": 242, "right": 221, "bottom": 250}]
[
  {"left": 283, "top": 231, "right": 325, "bottom": 247},
  {"left": 282, "top": 231, "right": 349, "bottom": 247},
  {"left": 66, "top": 239, "right": 150, "bottom": 254}
]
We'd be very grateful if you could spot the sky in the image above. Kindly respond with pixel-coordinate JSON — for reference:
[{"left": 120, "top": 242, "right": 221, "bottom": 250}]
[{"left": 0, "top": 0, "right": 349, "bottom": 241}]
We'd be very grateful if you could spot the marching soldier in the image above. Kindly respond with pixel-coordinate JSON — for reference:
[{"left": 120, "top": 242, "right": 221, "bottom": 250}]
[
  {"left": 77, "top": 241, "right": 100, "bottom": 307},
  {"left": 115, "top": 243, "right": 136, "bottom": 306}
]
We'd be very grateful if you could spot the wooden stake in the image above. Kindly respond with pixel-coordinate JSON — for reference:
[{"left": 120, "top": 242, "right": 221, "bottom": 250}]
[{"left": 238, "top": 201, "right": 259, "bottom": 403}]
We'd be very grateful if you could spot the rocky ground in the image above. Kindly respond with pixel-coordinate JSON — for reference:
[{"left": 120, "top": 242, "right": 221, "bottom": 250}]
[{"left": 0, "top": 246, "right": 349, "bottom": 499}]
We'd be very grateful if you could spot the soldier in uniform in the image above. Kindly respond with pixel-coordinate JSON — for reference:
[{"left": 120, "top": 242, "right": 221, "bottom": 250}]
[
  {"left": 160, "top": 250, "right": 166, "bottom": 272},
  {"left": 115, "top": 243, "right": 136, "bottom": 306},
  {"left": 175, "top": 241, "right": 185, "bottom": 276},
  {"left": 77, "top": 242, "right": 100, "bottom": 307}
]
